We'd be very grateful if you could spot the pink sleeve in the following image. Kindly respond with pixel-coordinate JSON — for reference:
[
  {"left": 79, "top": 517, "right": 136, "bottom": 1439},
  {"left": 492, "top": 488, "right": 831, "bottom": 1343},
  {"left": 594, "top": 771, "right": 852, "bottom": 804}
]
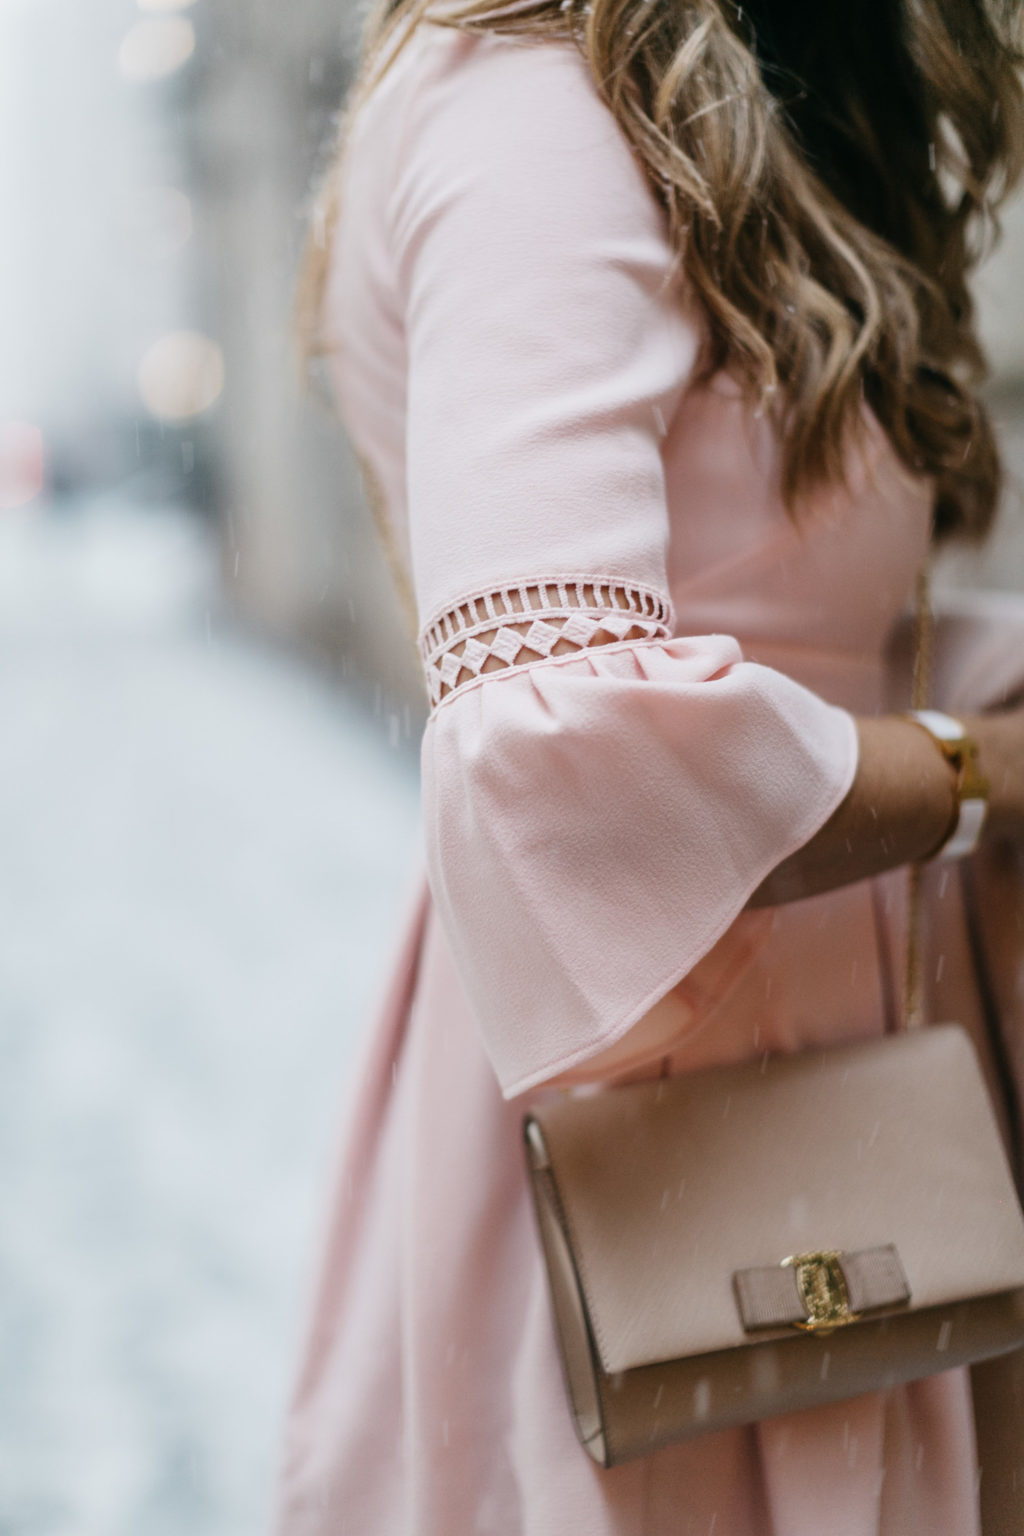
[{"left": 389, "top": 30, "right": 858, "bottom": 1098}]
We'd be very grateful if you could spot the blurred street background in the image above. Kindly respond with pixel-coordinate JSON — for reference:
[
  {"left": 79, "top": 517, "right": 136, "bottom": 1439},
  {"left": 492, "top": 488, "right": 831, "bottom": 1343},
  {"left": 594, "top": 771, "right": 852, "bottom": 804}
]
[{"left": 0, "top": 1, "right": 1022, "bottom": 1534}]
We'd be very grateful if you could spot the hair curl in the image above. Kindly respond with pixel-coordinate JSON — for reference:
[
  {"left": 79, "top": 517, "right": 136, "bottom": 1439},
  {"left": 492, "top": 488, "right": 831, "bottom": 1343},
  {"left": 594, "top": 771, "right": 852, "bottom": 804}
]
[{"left": 299, "top": 0, "right": 1024, "bottom": 538}]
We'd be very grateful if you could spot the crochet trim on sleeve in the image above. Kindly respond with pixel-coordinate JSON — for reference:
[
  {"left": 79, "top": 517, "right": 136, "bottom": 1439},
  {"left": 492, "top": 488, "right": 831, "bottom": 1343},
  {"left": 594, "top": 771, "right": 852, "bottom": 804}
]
[{"left": 419, "top": 578, "right": 674, "bottom": 707}]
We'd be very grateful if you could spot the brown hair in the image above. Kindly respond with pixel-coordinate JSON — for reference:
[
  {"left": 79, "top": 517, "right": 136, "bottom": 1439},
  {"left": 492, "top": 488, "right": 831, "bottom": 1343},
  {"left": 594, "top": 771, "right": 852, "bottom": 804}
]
[{"left": 299, "top": 0, "right": 1024, "bottom": 538}]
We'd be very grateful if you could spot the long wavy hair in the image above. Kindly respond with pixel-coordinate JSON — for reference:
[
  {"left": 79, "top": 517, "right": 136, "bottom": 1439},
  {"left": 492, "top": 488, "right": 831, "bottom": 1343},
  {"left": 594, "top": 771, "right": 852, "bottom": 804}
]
[{"left": 298, "top": 0, "right": 1024, "bottom": 538}]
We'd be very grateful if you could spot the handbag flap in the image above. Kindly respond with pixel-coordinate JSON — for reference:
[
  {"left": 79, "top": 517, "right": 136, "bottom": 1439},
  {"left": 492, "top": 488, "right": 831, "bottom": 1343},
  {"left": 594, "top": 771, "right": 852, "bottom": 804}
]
[{"left": 527, "top": 1025, "right": 1024, "bottom": 1374}]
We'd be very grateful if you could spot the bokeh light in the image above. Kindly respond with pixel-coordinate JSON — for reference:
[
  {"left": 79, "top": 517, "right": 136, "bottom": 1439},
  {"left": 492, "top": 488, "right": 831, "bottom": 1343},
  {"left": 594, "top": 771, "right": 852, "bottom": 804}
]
[
  {"left": 118, "top": 17, "right": 196, "bottom": 81},
  {"left": 138, "top": 331, "right": 225, "bottom": 420},
  {"left": 0, "top": 421, "right": 46, "bottom": 511},
  {"left": 128, "top": 185, "right": 194, "bottom": 256}
]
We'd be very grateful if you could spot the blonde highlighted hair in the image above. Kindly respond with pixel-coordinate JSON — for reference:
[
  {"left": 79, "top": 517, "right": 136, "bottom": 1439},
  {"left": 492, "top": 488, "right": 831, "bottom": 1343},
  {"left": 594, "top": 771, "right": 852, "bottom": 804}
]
[{"left": 299, "top": 0, "right": 1024, "bottom": 537}]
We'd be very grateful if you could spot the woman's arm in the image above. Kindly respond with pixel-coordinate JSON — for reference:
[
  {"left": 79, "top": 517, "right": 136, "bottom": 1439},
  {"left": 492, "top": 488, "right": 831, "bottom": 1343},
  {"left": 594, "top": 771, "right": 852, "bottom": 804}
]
[
  {"left": 569, "top": 708, "right": 1024, "bottom": 1083},
  {"left": 749, "top": 706, "right": 1024, "bottom": 908}
]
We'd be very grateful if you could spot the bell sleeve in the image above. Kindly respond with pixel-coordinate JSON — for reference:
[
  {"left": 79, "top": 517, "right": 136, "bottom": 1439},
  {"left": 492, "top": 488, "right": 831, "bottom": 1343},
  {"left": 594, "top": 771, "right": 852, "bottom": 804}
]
[{"left": 387, "top": 29, "right": 858, "bottom": 1097}]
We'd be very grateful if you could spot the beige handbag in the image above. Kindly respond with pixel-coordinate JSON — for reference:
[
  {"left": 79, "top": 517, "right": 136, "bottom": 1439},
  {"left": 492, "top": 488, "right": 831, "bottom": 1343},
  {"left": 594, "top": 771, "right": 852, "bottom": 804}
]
[
  {"left": 525, "top": 1026, "right": 1024, "bottom": 1466},
  {"left": 524, "top": 578, "right": 1024, "bottom": 1468}
]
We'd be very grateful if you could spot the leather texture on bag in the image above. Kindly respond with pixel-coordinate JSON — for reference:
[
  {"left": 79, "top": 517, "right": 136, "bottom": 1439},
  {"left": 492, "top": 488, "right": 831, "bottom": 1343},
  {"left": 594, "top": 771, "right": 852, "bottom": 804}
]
[{"left": 525, "top": 1024, "right": 1024, "bottom": 1467}]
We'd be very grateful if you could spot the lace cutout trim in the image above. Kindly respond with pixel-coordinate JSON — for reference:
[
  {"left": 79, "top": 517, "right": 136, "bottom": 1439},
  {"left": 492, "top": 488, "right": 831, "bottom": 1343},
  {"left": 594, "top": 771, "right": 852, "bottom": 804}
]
[{"left": 419, "top": 578, "right": 674, "bottom": 707}]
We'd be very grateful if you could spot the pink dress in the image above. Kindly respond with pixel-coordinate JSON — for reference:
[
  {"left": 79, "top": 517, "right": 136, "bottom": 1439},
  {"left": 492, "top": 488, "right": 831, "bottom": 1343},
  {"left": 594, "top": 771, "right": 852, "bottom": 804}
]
[{"left": 274, "top": 27, "right": 989, "bottom": 1534}]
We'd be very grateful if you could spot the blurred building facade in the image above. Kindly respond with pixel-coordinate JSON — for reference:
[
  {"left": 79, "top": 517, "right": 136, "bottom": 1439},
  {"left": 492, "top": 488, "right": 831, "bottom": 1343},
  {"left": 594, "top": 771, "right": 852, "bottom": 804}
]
[
  {"left": 0, "top": 0, "right": 205, "bottom": 503},
  {"left": 0, "top": 0, "right": 420, "bottom": 726},
  {"left": 186, "top": 0, "right": 423, "bottom": 721}
]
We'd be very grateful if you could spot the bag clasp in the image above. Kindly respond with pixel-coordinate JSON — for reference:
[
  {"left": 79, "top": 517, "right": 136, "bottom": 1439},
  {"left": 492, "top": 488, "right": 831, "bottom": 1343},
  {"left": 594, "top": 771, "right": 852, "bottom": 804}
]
[{"left": 783, "top": 1250, "right": 860, "bottom": 1334}]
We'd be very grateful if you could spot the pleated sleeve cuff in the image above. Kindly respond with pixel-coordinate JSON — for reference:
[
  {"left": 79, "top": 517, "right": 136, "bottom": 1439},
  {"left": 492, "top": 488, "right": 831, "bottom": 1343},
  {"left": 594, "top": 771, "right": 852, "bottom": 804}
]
[{"left": 421, "top": 635, "right": 859, "bottom": 1098}]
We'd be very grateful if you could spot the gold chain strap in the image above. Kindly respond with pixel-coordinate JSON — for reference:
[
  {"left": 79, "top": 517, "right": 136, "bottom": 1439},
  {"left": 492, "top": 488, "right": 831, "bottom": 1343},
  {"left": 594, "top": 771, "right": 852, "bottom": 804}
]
[{"left": 903, "top": 562, "right": 933, "bottom": 1032}]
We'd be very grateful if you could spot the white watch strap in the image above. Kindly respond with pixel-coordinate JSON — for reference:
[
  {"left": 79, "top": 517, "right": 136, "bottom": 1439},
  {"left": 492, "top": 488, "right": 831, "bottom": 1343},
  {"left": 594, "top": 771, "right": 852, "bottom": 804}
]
[
  {"left": 911, "top": 709, "right": 962, "bottom": 743},
  {"left": 942, "top": 797, "right": 988, "bottom": 861},
  {"left": 904, "top": 709, "right": 989, "bottom": 861}
]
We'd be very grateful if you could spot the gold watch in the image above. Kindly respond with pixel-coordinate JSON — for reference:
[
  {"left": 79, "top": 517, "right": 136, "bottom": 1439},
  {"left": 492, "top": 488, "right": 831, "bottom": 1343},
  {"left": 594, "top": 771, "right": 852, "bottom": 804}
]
[{"left": 903, "top": 709, "right": 990, "bottom": 861}]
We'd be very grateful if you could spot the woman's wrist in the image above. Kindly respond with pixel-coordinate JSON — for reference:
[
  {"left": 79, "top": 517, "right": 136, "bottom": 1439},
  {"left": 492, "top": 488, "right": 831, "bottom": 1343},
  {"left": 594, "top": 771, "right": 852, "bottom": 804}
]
[
  {"left": 748, "top": 707, "right": 1022, "bottom": 911},
  {"left": 749, "top": 715, "right": 958, "bottom": 908},
  {"left": 901, "top": 711, "right": 989, "bottom": 860},
  {"left": 858, "top": 715, "right": 961, "bottom": 865}
]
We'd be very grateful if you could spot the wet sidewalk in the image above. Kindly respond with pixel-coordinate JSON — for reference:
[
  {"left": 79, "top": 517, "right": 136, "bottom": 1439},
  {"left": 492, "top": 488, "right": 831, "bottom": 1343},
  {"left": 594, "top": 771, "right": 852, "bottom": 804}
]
[{"left": 0, "top": 501, "right": 419, "bottom": 1536}]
